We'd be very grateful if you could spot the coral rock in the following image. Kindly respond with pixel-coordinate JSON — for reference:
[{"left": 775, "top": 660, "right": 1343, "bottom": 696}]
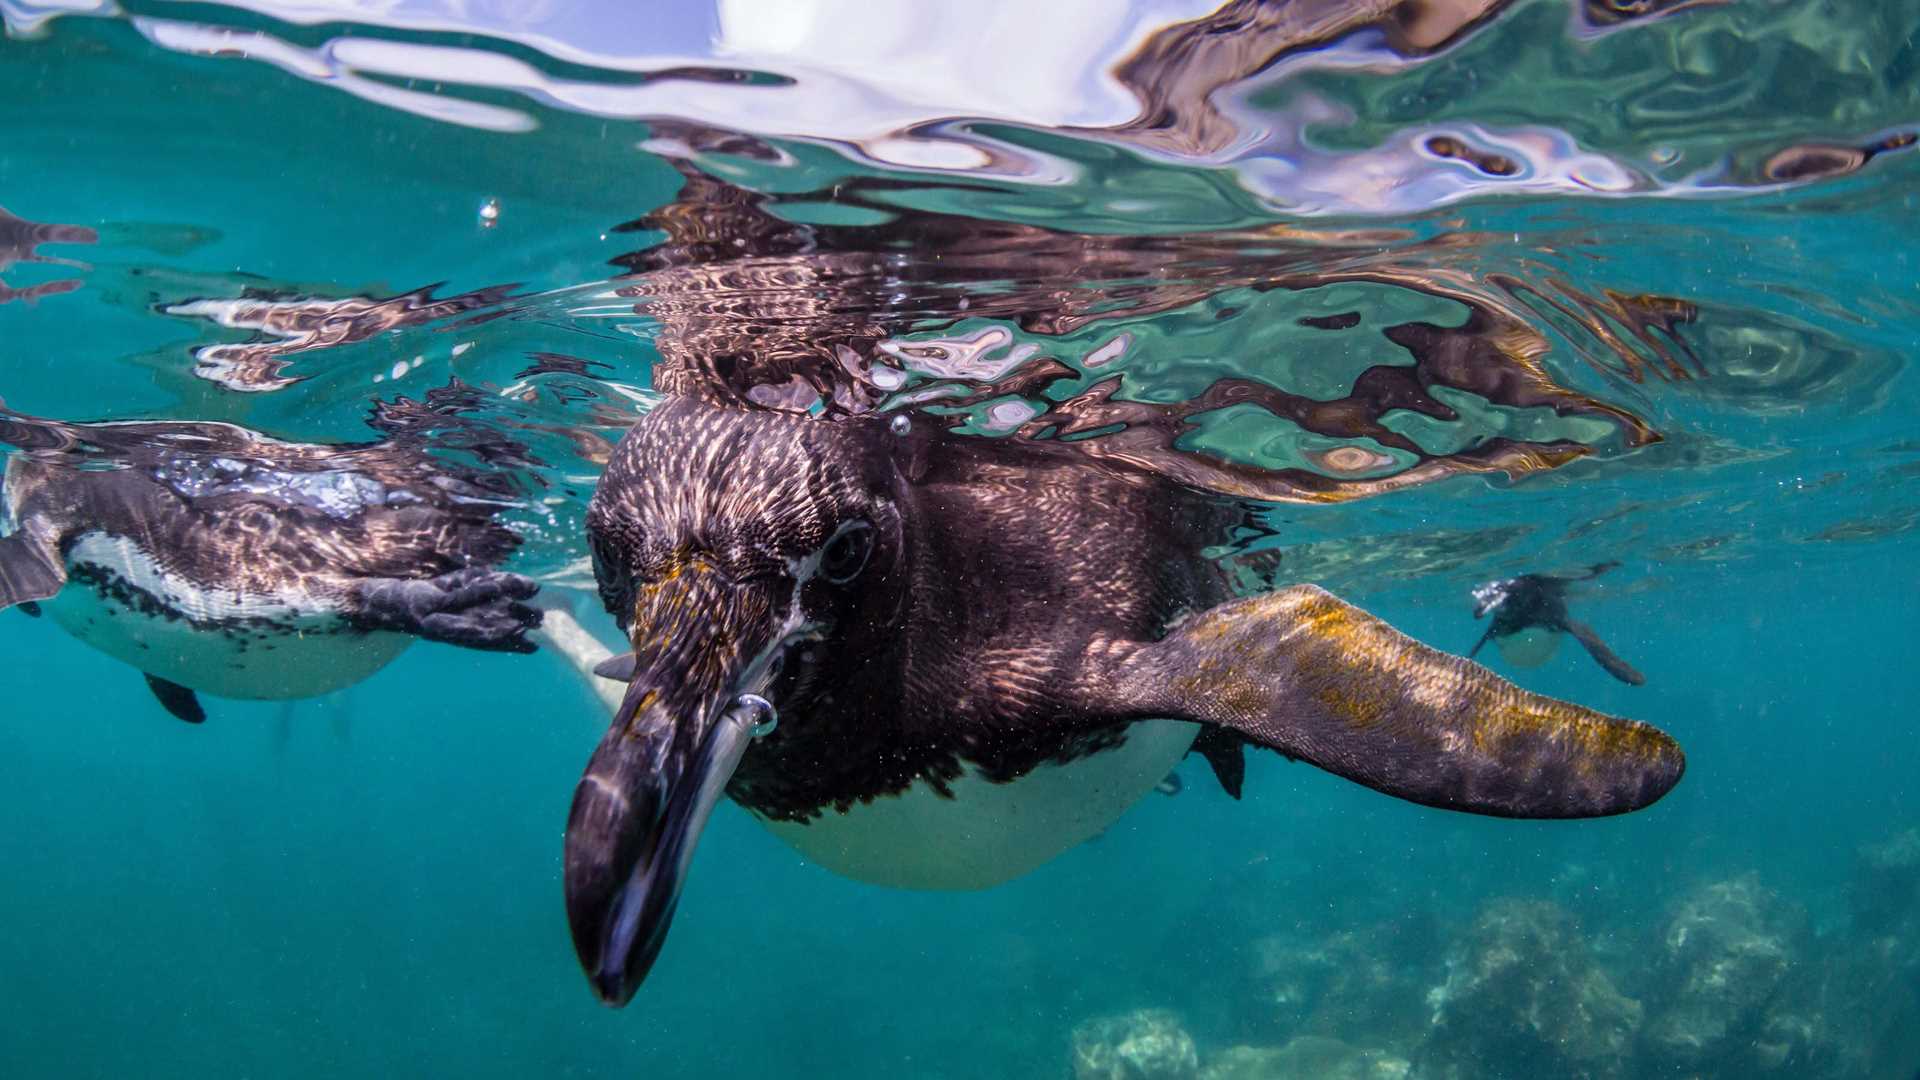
[
  {"left": 1854, "top": 827, "right": 1920, "bottom": 936},
  {"left": 1415, "top": 898, "right": 1641, "bottom": 1080},
  {"left": 1241, "top": 915, "right": 1440, "bottom": 1050},
  {"left": 1201, "top": 1036, "right": 1410, "bottom": 1080},
  {"left": 1818, "top": 831, "right": 1920, "bottom": 1075},
  {"left": 1071, "top": 1009, "right": 1200, "bottom": 1080},
  {"left": 1641, "top": 875, "right": 1808, "bottom": 1074}
]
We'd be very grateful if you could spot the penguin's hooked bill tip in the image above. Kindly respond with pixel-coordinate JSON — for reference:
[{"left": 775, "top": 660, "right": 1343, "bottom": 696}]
[
  {"left": 563, "top": 562, "right": 788, "bottom": 1003},
  {"left": 563, "top": 628, "right": 771, "bottom": 1005}
]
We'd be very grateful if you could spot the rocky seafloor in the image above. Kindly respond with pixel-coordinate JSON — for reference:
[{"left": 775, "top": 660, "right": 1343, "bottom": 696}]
[{"left": 1068, "top": 829, "right": 1920, "bottom": 1080}]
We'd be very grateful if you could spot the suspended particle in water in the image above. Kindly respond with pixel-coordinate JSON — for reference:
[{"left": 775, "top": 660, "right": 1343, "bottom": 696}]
[{"left": 478, "top": 199, "right": 501, "bottom": 228}]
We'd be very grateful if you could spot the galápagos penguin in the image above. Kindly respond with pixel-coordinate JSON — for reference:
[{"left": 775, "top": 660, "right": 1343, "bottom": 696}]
[
  {"left": 1469, "top": 562, "right": 1646, "bottom": 685},
  {"left": 562, "top": 398, "right": 1686, "bottom": 1004},
  {"left": 0, "top": 404, "right": 543, "bottom": 722}
]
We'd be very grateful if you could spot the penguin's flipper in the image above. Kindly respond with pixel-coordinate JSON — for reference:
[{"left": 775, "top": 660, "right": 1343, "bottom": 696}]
[
  {"left": 350, "top": 568, "right": 543, "bottom": 653},
  {"left": 1188, "top": 726, "right": 1246, "bottom": 799},
  {"left": 143, "top": 674, "right": 206, "bottom": 724},
  {"left": 1094, "top": 586, "right": 1683, "bottom": 819},
  {"left": 1563, "top": 619, "right": 1646, "bottom": 686},
  {"left": 1466, "top": 624, "right": 1496, "bottom": 659},
  {"left": 0, "top": 530, "right": 64, "bottom": 612}
]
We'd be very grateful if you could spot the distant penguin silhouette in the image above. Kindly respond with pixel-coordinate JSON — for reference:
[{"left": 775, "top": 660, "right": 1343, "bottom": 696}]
[
  {"left": 561, "top": 398, "right": 1686, "bottom": 1003},
  {"left": 1469, "top": 561, "right": 1645, "bottom": 685},
  {"left": 0, "top": 403, "right": 543, "bottom": 724}
]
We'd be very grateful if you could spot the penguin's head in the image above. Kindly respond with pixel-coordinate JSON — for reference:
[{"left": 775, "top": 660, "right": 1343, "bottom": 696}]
[
  {"left": 1471, "top": 578, "right": 1514, "bottom": 618},
  {"left": 564, "top": 398, "right": 920, "bottom": 1004}
]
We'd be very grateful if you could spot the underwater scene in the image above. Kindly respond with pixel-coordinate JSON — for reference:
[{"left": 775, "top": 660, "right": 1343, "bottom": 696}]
[{"left": 2, "top": 1, "right": 1918, "bottom": 1076}]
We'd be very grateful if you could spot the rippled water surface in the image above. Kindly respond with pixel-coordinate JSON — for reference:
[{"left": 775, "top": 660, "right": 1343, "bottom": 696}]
[{"left": 2, "top": 2, "right": 1918, "bottom": 1077}]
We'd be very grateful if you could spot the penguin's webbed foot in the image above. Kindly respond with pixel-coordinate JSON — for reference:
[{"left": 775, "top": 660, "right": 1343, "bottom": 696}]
[
  {"left": 144, "top": 673, "right": 207, "bottom": 724},
  {"left": 352, "top": 568, "right": 543, "bottom": 653},
  {"left": 1188, "top": 726, "right": 1246, "bottom": 799},
  {"left": 0, "top": 529, "right": 65, "bottom": 612}
]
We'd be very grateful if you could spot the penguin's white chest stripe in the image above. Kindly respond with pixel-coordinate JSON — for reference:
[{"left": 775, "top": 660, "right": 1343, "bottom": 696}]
[
  {"left": 44, "top": 532, "right": 410, "bottom": 700},
  {"left": 757, "top": 719, "right": 1200, "bottom": 890},
  {"left": 63, "top": 532, "right": 330, "bottom": 622}
]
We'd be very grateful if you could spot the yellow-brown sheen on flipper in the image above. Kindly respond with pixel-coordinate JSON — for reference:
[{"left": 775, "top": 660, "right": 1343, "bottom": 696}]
[{"left": 1129, "top": 585, "right": 1683, "bottom": 819}]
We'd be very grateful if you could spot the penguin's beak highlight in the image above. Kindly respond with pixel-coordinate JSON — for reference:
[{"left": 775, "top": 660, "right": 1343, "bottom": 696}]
[
  {"left": 1471, "top": 582, "right": 1505, "bottom": 618},
  {"left": 562, "top": 563, "right": 776, "bottom": 1006}
]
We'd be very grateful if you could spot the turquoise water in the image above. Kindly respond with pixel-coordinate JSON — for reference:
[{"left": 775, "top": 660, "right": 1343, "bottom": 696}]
[{"left": 2, "top": 2, "right": 1918, "bottom": 1077}]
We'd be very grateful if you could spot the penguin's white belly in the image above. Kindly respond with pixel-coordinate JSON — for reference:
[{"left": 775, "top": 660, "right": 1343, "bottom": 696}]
[
  {"left": 44, "top": 533, "right": 410, "bottom": 700},
  {"left": 757, "top": 719, "right": 1199, "bottom": 890},
  {"left": 1496, "top": 627, "right": 1563, "bottom": 668}
]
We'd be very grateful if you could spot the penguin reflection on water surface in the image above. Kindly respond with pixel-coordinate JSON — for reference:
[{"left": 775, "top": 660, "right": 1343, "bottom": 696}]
[
  {"left": 1469, "top": 562, "right": 1646, "bottom": 686},
  {"left": 0, "top": 404, "right": 543, "bottom": 723},
  {"left": 564, "top": 398, "right": 1687, "bottom": 1004}
]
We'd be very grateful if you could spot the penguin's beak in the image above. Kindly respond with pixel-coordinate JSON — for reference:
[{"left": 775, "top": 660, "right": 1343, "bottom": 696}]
[{"left": 563, "top": 561, "right": 780, "bottom": 1005}]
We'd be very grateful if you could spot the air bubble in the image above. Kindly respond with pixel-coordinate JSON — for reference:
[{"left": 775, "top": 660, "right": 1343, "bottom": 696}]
[
  {"left": 730, "top": 693, "right": 778, "bottom": 738},
  {"left": 478, "top": 199, "right": 500, "bottom": 228},
  {"left": 889, "top": 414, "right": 912, "bottom": 436}
]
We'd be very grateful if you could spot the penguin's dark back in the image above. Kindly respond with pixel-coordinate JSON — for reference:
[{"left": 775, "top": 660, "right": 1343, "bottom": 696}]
[{"left": 4, "top": 424, "right": 523, "bottom": 599}]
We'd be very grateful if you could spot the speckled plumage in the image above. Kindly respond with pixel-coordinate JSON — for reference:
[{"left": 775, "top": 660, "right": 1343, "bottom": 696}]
[
  {"left": 585, "top": 397, "right": 1686, "bottom": 818},
  {"left": 565, "top": 396, "right": 1686, "bottom": 1003},
  {"left": 581, "top": 399, "right": 1685, "bottom": 821},
  {"left": 0, "top": 407, "right": 542, "bottom": 711},
  {"left": 585, "top": 397, "right": 1239, "bottom": 821}
]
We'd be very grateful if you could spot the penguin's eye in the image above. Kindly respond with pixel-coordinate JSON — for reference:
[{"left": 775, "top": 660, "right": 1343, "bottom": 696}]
[{"left": 820, "top": 521, "right": 874, "bottom": 584}]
